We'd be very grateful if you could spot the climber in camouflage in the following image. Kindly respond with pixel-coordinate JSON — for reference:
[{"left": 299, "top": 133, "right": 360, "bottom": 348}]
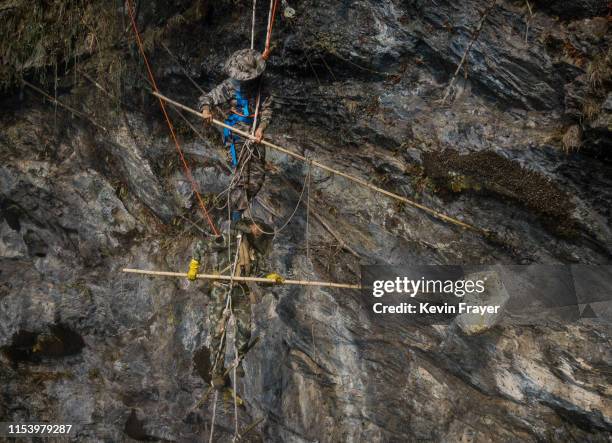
[
  {"left": 190, "top": 50, "right": 278, "bottom": 391},
  {"left": 199, "top": 48, "right": 273, "bottom": 221},
  {"left": 187, "top": 217, "right": 275, "bottom": 388}
]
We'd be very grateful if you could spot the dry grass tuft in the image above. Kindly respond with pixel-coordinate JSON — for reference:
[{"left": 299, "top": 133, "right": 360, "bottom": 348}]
[
  {"left": 0, "top": 0, "right": 123, "bottom": 90},
  {"left": 578, "top": 47, "right": 611, "bottom": 123},
  {"left": 562, "top": 124, "right": 583, "bottom": 153},
  {"left": 581, "top": 98, "right": 602, "bottom": 122},
  {"left": 586, "top": 49, "right": 611, "bottom": 91}
]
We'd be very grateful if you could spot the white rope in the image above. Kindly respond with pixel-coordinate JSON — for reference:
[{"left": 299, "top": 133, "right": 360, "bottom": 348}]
[
  {"left": 226, "top": 236, "right": 243, "bottom": 441},
  {"left": 210, "top": 298, "right": 230, "bottom": 376},
  {"left": 208, "top": 390, "right": 219, "bottom": 443},
  {"left": 232, "top": 320, "right": 239, "bottom": 440},
  {"left": 207, "top": 237, "right": 242, "bottom": 442},
  {"left": 224, "top": 84, "right": 260, "bottom": 440},
  {"left": 245, "top": 160, "right": 311, "bottom": 237},
  {"left": 251, "top": 0, "right": 257, "bottom": 50},
  {"left": 306, "top": 160, "right": 312, "bottom": 261},
  {"left": 211, "top": 235, "right": 242, "bottom": 375},
  {"left": 251, "top": 82, "right": 262, "bottom": 136},
  {"left": 227, "top": 189, "right": 232, "bottom": 263},
  {"left": 228, "top": 235, "right": 243, "bottom": 293},
  {"left": 214, "top": 142, "right": 256, "bottom": 209}
]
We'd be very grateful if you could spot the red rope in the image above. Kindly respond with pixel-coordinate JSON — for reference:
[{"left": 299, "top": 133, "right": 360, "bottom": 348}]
[
  {"left": 262, "top": 0, "right": 280, "bottom": 60},
  {"left": 125, "top": 0, "right": 219, "bottom": 236}
]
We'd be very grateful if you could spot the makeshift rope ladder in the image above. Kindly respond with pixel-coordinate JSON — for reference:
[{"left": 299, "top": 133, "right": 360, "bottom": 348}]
[
  {"left": 211, "top": 11, "right": 276, "bottom": 432},
  {"left": 226, "top": 229, "right": 243, "bottom": 443},
  {"left": 232, "top": 313, "right": 239, "bottom": 440},
  {"left": 208, "top": 391, "right": 219, "bottom": 443},
  {"left": 123, "top": 2, "right": 276, "bottom": 437},
  {"left": 306, "top": 159, "right": 312, "bottom": 260},
  {"left": 208, "top": 234, "right": 243, "bottom": 442}
]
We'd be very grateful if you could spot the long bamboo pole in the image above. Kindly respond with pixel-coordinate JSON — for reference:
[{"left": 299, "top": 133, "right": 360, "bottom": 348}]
[
  {"left": 152, "top": 91, "right": 489, "bottom": 237},
  {"left": 122, "top": 268, "right": 362, "bottom": 289}
]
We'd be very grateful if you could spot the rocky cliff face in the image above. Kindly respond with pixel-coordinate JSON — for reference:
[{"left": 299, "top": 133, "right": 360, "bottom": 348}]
[{"left": 1, "top": 0, "right": 611, "bottom": 441}]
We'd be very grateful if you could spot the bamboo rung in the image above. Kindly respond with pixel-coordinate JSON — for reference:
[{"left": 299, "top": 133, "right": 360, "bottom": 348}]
[{"left": 122, "top": 268, "right": 362, "bottom": 289}]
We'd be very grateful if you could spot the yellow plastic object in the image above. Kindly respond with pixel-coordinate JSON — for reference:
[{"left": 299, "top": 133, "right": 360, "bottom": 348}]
[
  {"left": 265, "top": 273, "right": 284, "bottom": 284},
  {"left": 187, "top": 259, "right": 200, "bottom": 281}
]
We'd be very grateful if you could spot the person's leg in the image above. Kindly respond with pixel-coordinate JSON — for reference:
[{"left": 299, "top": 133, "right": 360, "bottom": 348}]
[
  {"left": 246, "top": 144, "right": 266, "bottom": 201},
  {"left": 229, "top": 138, "right": 251, "bottom": 220}
]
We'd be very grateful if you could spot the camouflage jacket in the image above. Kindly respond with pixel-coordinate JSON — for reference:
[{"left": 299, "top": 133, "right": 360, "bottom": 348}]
[
  {"left": 197, "top": 77, "right": 273, "bottom": 132},
  {"left": 192, "top": 220, "right": 272, "bottom": 277}
]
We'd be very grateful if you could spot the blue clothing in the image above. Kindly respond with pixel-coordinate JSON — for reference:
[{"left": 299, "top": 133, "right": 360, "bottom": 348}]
[{"left": 223, "top": 89, "right": 253, "bottom": 168}]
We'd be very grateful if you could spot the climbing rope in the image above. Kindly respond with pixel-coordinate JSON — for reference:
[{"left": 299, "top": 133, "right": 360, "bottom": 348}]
[
  {"left": 208, "top": 390, "right": 219, "bottom": 443},
  {"left": 244, "top": 152, "right": 311, "bottom": 237},
  {"left": 125, "top": 0, "right": 219, "bottom": 236},
  {"left": 213, "top": 142, "right": 259, "bottom": 213},
  {"left": 232, "top": 315, "right": 239, "bottom": 440},
  {"left": 251, "top": 0, "right": 257, "bottom": 50},
  {"left": 262, "top": 0, "right": 280, "bottom": 60},
  {"left": 306, "top": 160, "right": 312, "bottom": 260},
  {"left": 211, "top": 148, "right": 253, "bottom": 212},
  {"left": 209, "top": 234, "right": 243, "bottom": 442}
]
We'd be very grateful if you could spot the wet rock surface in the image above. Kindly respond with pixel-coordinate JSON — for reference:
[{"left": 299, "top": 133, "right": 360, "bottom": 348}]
[{"left": 1, "top": 0, "right": 611, "bottom": 441}]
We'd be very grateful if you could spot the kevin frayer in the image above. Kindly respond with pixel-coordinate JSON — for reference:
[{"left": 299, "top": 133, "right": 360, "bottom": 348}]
[{"left": 372, "top": 302, "right": 500, "bottom": 315}]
